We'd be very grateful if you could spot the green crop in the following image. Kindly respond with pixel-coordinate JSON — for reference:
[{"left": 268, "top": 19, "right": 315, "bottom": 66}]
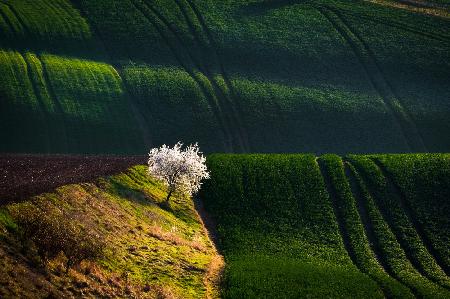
[{"left": 202, "top": 154, "right": 450, "bottom": 297}]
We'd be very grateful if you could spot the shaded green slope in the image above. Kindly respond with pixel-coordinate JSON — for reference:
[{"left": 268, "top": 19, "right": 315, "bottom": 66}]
[
  {"left": 200, "top": 153, "right": 450, "bottom": 297},
  {"left": 0, "top": 0, "right": 449, "bottom": 153},
  {"left": 0, "top": 49, "right": 144, "bottom": 154}
]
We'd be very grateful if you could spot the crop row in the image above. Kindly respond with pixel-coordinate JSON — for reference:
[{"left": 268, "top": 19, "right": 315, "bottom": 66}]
[
  {"left": 0, "top": 49, "right": 144, "bottom": 154},
  {"left": 201, "top": 154, "right": 381, "bottom": 298},
  {"left": 201, "top": 153, "right": 450, "bottom": 297},
  {"left": 375, "top": 154, "right": 450, "bottom": 274},
  {"left": 0, "top": 0, "right": 96, "bottom": 56}
]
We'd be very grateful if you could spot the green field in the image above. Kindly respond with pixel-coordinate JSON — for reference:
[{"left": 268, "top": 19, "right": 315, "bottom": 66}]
[
  {"left": 0, "top": 0, "right": 449, "bottom": 154},
  {"left": 200, "top": 153, "right": 450, "bottom": 297}
]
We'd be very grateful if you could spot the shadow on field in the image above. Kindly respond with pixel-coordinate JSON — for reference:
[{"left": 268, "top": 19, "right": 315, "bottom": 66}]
[{"left": 238, "top": 0, "right": 309, "bottom": 15}]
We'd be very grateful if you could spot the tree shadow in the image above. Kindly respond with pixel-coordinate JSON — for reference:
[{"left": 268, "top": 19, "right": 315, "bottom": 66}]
[{"left": 237, "top": 0, "right": 309, "bottom": 16}]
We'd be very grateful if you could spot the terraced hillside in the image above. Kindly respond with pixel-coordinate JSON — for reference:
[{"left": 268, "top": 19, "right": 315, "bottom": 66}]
[
  {"left": 1, "top": 0, "right": 449, "bottom": 154},
  {"left": 200, "top": 153, "right": 450, "bottom": 298}
]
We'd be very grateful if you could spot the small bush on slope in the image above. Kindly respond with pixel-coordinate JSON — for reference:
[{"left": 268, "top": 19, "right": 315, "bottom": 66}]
[{"left": 10, "top": 199, "right": 104, "bottom": 271}]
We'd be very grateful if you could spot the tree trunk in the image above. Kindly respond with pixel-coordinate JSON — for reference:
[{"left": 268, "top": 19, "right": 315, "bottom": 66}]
[{"left": 166, "top": 189, "right": 173, "bottom": 202}]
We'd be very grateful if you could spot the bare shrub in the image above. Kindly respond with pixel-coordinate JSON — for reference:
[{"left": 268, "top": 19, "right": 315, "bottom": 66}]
[{"left": 11, "top": 200, "right": 104, "bottom": 272}]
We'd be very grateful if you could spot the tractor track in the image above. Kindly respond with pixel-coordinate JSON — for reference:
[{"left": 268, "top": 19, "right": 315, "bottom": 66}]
[
  {"left": 69, "top": 0, "right": 153, "bottom": 149},
  {"left": 359, "top": 158, "right": 450, "bottom": 290},
  {"left": 349, "top": 159, "right": 449, "bottom": 296},
  {"left": 372, "top": 158, "right": 450, "bottom": 280},
  {"left": 317, "top": 5, "right": 427, "bottom": 152},
  {"left": 129, "top": 0, "right": 233, "bottom": 152},
  {"left": 22, "top": 53, "right": 52, "bottom": 153},
  {"left": 345, "top": 163, "right": 399, "bottom": 281},
  {"left": 316, "top": 158, "right": 380, "bottom": 293},
  {"left": 37, "top": 54, "right": 69, "bottom": 152},
  {"left": 183, "top": 0, "right": 250, "bottom": 152},
  {"left": 140, "top": 0, "right": 247, "bottom": 152}
]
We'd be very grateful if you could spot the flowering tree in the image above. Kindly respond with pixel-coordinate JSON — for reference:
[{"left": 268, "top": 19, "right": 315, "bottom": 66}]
[{"left": 148, "top": 142, "right": 209, "bottom": 202}]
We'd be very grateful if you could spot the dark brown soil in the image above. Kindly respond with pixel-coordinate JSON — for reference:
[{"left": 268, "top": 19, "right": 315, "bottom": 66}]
[{"left": 0, "top": 154, "right": 146, "bottom": 204}]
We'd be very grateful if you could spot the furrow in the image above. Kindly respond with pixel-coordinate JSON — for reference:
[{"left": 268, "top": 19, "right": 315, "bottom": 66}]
[
  {"left": 0, "top": 1, "right": 30, "bottom": 36},
  {"left": 317, "top": 5, "right": 426, "bottom": 152},
  {"left": 140, "top": 0, "right": 245, "bottom": 152},
  {"left": 22, "top": 53, "right": 51, "bottom": 153},
  {"left": 373, "top": 158, "right": 450, "bottom": 283},
  {"left": 348, "top": 157, "right": 450, "bottom": 298},
  {"left": 317, "top": 158, "right": 361, "bottom": 269},
  {"left": 0, "top": 3, "right": 18, "bottom": 37},
  {"left": 37, "top": 54, "right": 69, "bottom": 152},
  {"left": 129, "top": 0, "right": 233, "bottom": 152},
  {"left": 329, "top": 7, "right": 427, "bottom": 152},
  {"left": 345, "top": 162, "right": 400, "bottom": 281},
  {"left": 183, "top": 0, "right": 251, "bottom": 152}
]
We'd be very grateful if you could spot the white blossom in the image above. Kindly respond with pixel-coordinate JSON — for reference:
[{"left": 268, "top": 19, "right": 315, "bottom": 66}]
[{"left": 148, "top": 142, "right": 209, "bottom": 201}]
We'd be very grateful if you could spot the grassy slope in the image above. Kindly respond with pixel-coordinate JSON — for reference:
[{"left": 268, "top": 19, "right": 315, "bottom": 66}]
[
  {"left": 0, "top": 165, "right": 222, "bottom": 298},
  {"left": 1, "top": 0, "right": 449, "bottom": 154},
  {"left": 201, "top": 153, "right": 450, "bottom": 298}
]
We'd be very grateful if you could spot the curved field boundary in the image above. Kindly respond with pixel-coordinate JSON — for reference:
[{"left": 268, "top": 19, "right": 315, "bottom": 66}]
[
  {"left": 348, "top": 158, "right": 450, "bottom": 297},
  {"left": 129, "top": 0, "right": 234, "bottom": 152},
  {"left": 37, "top": 54, "right": 69, "bottom": 152},
  {"left": 344, "top": 161, "right": 416, "bottom": 295},
  {"left": 359, "top": 157, "right": 450, "bottom": 290},
  {"left": 317, "top": 158, "right": 360, "bottom": 267},
  {"left": 373, "top": 158, "right": 450, "bottom": 281},
  {"left": 366, "top": 0, "right": 450, "bottom": 19},
  {"left": 0, "top": 1, "right": 30, "bottom": 36},
  {"left": 319, "top": 155, "right": 414, "bottom": 298},
  {"left": 317, "top": 5, "right": 427, "bottom": 152},
  {"left": 141, "top": 0, "right": 248, "bottom": 152},
  {"left": 181, "top": 0, "right": 250, "bottom": 152},
  {"left": 22, "top": 53, "right": 51, "bottom": 152},
  {"left": 0, "top": 2, "right": 25, "bottom": 37},
  {"left": 396, "top": 0, "right": 450, "bottom": 9},
  {"left": 0, "top": 3, "right": 21, "bottom": 37}
]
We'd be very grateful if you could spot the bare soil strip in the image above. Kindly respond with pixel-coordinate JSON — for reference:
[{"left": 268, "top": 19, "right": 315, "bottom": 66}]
[{"left": 0, "top": 154, "right": 146, "bottom": 203}]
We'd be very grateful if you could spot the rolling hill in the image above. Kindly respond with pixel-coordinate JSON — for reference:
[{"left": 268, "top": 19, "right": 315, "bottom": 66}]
[
  {"left": 1, "top": 0, "right": 449, "bottom": 154},
  {"left": 0, "top": 164, "right": 223, "bottom": 298},
  {"left": 200, "top": 153, "right": 450, "bottom": 298}
]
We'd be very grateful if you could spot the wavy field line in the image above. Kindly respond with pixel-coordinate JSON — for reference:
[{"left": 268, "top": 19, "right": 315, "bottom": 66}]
[
  {"left": 37, "top": 54, "right": 69, "bottom": 152},
  {"left": 345, "top": 163, "right": 405, "bottom": 279},
  {"left": 373, "top": 158, "right": 450, "bottom": 283},
  {"left": 317, "top": 5, "right": 427, "bottom": 152},
  {"left": 131, "top": 0, "right": 234, "bottom": 151},
  {"left": 0, "top": 1, "right": 29, "bottom": 36},
  {"left": 361, "top": 158, "right": 450, "bottom": 288},
  {"left": 22, "top": 53, "right": 52, "bottom": 152},
  {"left": 0, "top": 2, "right": 24, "bottom": 37},
  {"left": 174, "top": 0, "right": 249, "bottom": 152},
  {"left": 182, "top": 0, "right": 251, "bottom": 152},
  {"left": 140, "top": 0, "right": 247, "bottom": 152},
  {"left": 348, "top": 159, "right": 450, "bottom": 297},
  {"left": 317, "top": 159, "right": 360, "bottom": 267},
  {"left": 129, "top": 0, "right": 233, "bottom": 152}
]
